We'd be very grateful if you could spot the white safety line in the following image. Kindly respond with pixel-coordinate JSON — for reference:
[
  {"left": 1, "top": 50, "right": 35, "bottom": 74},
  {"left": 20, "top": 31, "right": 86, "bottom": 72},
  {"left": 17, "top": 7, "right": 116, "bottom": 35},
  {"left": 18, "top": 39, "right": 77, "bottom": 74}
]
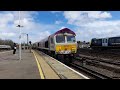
[{"left": 40, "top": 51, "right": 90, "bottom": 79}]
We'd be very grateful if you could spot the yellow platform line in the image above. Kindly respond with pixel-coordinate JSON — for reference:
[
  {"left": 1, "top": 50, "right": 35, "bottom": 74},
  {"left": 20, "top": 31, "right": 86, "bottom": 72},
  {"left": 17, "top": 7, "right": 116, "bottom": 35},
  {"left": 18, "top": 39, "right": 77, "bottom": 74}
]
[{"left": 32, "top": 50, "right": 45, "bottom": 79}]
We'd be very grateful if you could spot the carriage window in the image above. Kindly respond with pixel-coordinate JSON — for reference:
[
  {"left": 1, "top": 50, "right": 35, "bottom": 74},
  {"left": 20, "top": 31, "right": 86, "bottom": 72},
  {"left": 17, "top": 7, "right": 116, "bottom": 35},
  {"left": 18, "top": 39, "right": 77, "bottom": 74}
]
[
  {"left": 45, "top": 41, "right": 48, "bottom": 48},
  {"left": 102, "top": 39, "right": 104, "bottom": 43},
  {"left": 67, "top": 35, "right": 76, "bottom": 43},
  {"left": 94, "top": 40, "right": 97, "bottom": 43},
  {"left": 115, "top": 38, "right": 120, "bottom": 43},
  {"left": 97, "top": 39, "right": 102, "bottom": 44},
  {"left": 109, "top": 39, "right": 114, "bottom": 43},
  {"left": 106, "top": 39, "right": 107, "bottom": 43},
  {"left": 56, "top": 35, "right": 65, "bottom": 43},
  {"left": 51, "top": 38, "right": 53, "bottom": 44}
]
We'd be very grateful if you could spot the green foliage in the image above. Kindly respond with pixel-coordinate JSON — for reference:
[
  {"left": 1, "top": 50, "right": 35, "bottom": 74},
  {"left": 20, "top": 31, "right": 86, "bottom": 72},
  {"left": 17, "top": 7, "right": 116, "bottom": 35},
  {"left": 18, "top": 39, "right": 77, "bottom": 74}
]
[{"left": 0, "top": 38, "right": 14, "bottom": 47}]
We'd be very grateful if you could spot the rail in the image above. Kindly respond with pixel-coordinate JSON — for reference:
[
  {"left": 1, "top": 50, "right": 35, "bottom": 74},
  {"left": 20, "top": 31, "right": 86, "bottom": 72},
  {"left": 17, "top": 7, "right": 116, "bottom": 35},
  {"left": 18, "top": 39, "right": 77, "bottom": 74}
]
[{"left": 71, "top": 63, "right": 112, "bottom": 79}]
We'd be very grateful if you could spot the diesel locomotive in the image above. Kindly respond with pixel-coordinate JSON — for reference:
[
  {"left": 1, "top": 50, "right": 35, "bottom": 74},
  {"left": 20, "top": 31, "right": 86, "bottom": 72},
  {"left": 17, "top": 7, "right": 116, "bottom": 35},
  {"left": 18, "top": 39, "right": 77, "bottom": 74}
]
[{"left": 33, "top": 28, "right": 77, "bottom": 63}]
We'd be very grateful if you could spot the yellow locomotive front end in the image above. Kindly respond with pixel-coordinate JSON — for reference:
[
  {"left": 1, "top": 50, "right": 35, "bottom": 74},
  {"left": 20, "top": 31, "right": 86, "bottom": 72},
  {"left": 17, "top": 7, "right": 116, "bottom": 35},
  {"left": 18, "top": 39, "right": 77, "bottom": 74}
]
[
  {"left": 55, "top": 31, "right": 77, "bottom": 55},
  {"left": 54, "top": 31, "right": 77, "bottom": 64},
  {"left": 56, "top": 44, "right": 77, "bottom": 54}
]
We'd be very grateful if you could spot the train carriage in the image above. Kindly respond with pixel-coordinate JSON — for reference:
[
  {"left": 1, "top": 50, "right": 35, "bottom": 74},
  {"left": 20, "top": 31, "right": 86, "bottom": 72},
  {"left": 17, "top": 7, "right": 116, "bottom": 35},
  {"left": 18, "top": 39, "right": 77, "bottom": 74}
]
[
  {"left": 33, "top": 28, "right": 77, "bottom": 64},
  {"left": 90, "top": 36, "right": 120, "bottom": 49},
  {"left": 0, "top": 45, "right": 11, "bottom": 50}
]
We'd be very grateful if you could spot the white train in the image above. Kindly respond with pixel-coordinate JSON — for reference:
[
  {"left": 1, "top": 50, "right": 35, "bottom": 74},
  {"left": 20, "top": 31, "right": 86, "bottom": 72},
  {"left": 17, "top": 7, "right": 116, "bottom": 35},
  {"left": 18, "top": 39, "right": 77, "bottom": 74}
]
[{"left": 0, "top": 45, "right": 11, "bottom": 50}]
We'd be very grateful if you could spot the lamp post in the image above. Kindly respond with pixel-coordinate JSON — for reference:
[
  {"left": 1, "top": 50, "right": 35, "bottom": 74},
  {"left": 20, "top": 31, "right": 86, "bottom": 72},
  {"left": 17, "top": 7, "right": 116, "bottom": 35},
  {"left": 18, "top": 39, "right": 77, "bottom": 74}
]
[
  {"left": 21, "top": 33, "right": 29, "bottom": 50},
  {"left": 27, "top": 34, "right": 28, "bottom": 49},
  {"left": 16, "top": 11, "right": 23, "bottom": 61}
]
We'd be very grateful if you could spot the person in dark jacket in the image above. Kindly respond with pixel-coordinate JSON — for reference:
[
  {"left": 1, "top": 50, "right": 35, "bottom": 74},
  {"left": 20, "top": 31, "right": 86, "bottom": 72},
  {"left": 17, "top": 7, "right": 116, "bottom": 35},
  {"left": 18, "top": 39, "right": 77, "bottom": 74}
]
[{"left": 13, "top": 43, "right": 17, "bottom": 54}]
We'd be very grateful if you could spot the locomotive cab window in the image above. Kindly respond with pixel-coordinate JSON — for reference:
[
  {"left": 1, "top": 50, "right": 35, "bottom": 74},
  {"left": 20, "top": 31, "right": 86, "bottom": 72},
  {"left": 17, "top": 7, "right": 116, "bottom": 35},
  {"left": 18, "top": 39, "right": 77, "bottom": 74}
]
[
  {"left": 56, "top": 35, "right": 65, "bottom": 43},
  {"left": 67, "top": 35, "right": 76, "bottom": 43}
]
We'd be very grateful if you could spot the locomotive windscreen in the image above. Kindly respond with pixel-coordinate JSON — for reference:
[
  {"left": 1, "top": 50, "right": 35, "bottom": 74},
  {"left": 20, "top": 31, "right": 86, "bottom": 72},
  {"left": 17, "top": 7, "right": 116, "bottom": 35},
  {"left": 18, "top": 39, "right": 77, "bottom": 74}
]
[
  {"left": 56, "top": 35, "right": 65, "bottom": 43},
  {"left": 67, "top": 35, "right": 76, "bottom": 43}
]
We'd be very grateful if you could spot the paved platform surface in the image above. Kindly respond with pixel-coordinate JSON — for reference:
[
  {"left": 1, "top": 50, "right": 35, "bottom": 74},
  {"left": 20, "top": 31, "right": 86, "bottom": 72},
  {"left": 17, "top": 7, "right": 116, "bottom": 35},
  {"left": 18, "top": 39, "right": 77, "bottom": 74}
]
[
  {"left": 36, "top": 50, "right": 89, "bottom": 79},
  {"left": 0, "top": 50, "right": 89, "bottom": 79},
  {"left": 32, "top": 50, "right": 60, "bottom": 79},
  {"left": 0, "top": 50, "right": 40, "bottom": 79}
]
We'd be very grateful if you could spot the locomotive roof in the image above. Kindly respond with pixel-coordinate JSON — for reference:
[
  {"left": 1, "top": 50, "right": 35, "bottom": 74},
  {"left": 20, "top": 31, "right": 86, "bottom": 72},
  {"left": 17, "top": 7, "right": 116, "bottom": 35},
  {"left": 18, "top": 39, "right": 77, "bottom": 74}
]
[
  {"left": 53, "top": 28, "right": 76, "bottom": 36},
  {"left": 33, "top": 28, "right": 76, "bottom": 44}
]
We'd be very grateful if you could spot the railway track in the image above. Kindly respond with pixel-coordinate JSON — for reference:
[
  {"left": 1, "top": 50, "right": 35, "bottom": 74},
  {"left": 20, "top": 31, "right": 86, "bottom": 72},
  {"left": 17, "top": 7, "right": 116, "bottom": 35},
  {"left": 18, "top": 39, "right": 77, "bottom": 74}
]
[
  {"left": 36, "top": 49, "right": 120, "bottom": 79},
  {"left": 49, "top": 54, "right": 115, "bottom": 79},
  {"left": 77, "top": 54, "right": 120, "bottom": 66},
  {"left": 71, "top": 55, "right": 120, "bottom": 79},
  {"left": 71, "top": 62, "right": 112, "bottom": 79},
  {"left": 77, "top": 48, "right": 120, "bottom": 61},
  {"left": 74, "top": 54, "right": 120, "bottom": 73}
]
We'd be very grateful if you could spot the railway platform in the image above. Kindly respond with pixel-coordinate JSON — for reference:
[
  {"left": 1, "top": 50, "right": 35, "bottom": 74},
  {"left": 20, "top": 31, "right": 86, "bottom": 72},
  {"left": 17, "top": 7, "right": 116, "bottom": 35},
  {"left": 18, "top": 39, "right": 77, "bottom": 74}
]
[{"left": 0, "top": 49, "right": 89, "bottom": 79}]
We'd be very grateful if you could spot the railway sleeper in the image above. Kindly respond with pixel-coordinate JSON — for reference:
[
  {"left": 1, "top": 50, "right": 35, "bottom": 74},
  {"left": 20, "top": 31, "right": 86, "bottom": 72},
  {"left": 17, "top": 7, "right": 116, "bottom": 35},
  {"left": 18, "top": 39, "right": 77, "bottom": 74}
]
[
  {"left": 86, "top": 61, "right": 120, "bottom": 73},
  {"left": 78, "top": 54, "right": 120, "bottom": 66}
]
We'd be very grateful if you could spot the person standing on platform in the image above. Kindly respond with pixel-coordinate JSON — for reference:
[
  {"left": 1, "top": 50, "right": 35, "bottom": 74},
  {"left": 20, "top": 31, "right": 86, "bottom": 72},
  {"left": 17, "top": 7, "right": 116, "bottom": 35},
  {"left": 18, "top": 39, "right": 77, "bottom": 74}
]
[
  {"left": 29, "top": 41, "right": 32, "bottom": 53},
  {"left": 13, "top": 43, "right": 17, "bottom": 54}
]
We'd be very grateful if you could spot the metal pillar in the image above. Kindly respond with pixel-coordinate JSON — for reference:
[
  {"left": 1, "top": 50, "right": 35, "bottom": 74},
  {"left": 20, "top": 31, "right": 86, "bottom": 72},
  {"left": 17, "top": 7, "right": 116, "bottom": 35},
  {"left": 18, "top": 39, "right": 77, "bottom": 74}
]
[
  {"left": 19, "top": 11, "right": 22, "bottom": 60},
  {"left": 27, "top": 34, "right": 28, "bottom": 49}
]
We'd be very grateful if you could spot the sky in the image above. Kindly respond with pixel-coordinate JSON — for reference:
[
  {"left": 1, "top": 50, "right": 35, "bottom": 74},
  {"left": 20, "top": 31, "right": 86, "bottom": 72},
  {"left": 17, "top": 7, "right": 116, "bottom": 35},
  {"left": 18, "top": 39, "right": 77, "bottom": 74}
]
[{"left": 0, "top": 11, "right": 120, "bottom": 43}]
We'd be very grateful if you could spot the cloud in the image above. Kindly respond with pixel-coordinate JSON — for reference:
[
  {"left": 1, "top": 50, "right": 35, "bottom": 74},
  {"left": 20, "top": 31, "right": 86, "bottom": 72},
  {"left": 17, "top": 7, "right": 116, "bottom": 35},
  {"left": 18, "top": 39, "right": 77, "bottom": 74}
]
[
  {"left": 0, "top": 13, "right": 14, "bottom": 24},
  {"left": 59, "top": 26, "right": 67, "bottom": 30},
  {"left": 63, "top": 11, "right": 120, "bottom": 42},
  {"left": 50, "top": 11, "right": 62, "bottom": 13},
  {"left": 75, "top": 20, "right": 120, "bottom": 42},
  {"left": 0, "top": 11, "right": 58, "bottom": 43},
  {"left": 63, "top": 11, "right": 112, "bottom": 26},
  {"left": 38, "top": 31, "right": 51, "bottom": 40},
  {"left": 86, "top": 11, "right": 111, "bottom": 19},
  {"left": 0, "top": 32, "right": 16, "bottom": 39},
  {"left": 1, "top": 11, "right": 120, "bottom": 44},
  {"left": 0, "top": 12, "right": 32, "bottom": 41},
  {"left": 55, "top": 21, "right": 62, "bottom": 24}
]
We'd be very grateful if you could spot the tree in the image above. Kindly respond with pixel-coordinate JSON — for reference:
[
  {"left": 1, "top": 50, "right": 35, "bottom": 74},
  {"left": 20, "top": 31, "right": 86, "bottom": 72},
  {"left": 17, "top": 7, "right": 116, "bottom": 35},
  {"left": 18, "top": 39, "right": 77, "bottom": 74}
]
[{"left": 0, "top": 38, "right": 14, "bottom": 47}]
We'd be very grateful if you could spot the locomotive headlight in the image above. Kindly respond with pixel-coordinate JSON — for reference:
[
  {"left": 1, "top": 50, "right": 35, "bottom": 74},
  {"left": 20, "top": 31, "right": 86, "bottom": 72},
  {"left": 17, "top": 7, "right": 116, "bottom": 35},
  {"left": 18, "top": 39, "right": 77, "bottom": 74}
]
[
  {"left": 71, "top": 46, "right": 76, "bottom": 50},
  {"left": 59, "top": 47, "right": 61, "bottom": 50},
  {"left": 58, "top": 46, "right": 62, "bottom": 51},
  {"left": 71, "top": 48, "right": 75, "bottom": 52},
  {"left": 71, "top": 46, "right": 76, "bottom": 53},
  {"left": 71, "top": 48, "right": 75, "bottom": 50}
]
